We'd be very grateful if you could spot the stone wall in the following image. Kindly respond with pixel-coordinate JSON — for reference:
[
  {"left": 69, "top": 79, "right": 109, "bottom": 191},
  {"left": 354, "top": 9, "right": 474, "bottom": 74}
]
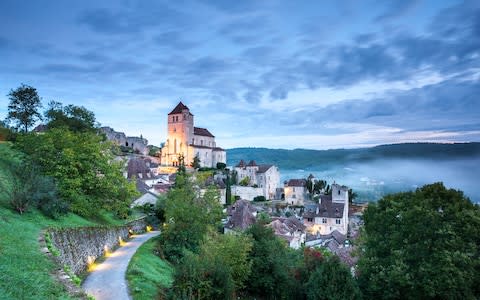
[
  {"left": 47, "top": 217, "right": 148, "bottom": 275},
  {"left": 232, "top": 185, "right": 264, "bottom": 201}
]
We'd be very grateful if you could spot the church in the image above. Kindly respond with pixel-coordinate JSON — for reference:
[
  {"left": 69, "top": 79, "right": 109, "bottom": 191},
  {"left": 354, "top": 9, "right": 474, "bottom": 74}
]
[{"left": 161, "top": 102, "right": 226, "bottom": 168}]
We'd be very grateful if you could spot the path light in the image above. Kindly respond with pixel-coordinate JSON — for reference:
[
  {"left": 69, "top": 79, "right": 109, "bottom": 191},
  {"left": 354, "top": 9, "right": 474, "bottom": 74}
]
[
  {"left": 87, "top": 255, "right": 97, "bottom": 272},
  {"left": 119, "top": 236, "right": 126, "bottom": 246},
  {"left": 104, "top": 245, "right": 112, "bottom": 257},
  {"left": 146, "top": 225, "right": 152, "bottom": 232}
]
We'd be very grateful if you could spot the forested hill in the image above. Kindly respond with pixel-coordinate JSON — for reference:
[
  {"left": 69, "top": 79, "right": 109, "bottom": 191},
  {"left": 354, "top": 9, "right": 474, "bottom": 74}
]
[{"left": 226, "top": 143, "right": 480, "bottom": 170}]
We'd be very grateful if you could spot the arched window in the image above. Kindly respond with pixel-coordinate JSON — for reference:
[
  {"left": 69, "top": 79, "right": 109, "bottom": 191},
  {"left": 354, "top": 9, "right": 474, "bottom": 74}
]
[{"left": 174, "top": 139, "right": 177, "bottom": 154}]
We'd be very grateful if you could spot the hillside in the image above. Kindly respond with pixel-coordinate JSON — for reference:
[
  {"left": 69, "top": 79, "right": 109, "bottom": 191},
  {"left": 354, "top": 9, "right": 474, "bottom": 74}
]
[
  {"left": 0, "top": 143, "right": 134, "bottom": 299},
  {"left": 227, "top": 142, "right": 480, "bottom": 170}
]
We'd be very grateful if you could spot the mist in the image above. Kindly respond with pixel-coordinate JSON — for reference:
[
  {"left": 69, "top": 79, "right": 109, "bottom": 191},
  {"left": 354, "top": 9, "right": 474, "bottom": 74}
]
[{"left": 280, "top": 158, "right": 480, "bottom": 203}]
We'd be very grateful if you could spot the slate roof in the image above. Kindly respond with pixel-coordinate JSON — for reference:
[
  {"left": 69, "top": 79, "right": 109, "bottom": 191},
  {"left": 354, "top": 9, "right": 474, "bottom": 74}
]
[
  {"left": 33, "top": 124, "right": 48, "bottom": 132},
  {"left": 303, "top": 194, "right": 344, "bottom": 219},
  {"left": 127, "top": 157, "right": 153, "bottom": 179},
  {"left": 269, "top": 217, "right": 306, "bottom": 235},
  {"left": 286, "top": 179, "right": 307, "bottom": 187},
  {"left": 225, "top": 200, "right": 257, "bottom": 230},
  {"left": 194, "top": 127, "right": 214, "bottom": 137},
  {"left": 168, "top": 101, "right": 193, "bottom": 115},
  {"left": 236, "top": 160, "right": 246, "bottom": 167},
  {"left": 135, "top": 179, "right": 150, "bottom": 194},
  {"left": 247, "top": 160, "right": 257, "bottom": 166},
  {"left": 257, "top": 164, "right": 273, "bottom": 173}
]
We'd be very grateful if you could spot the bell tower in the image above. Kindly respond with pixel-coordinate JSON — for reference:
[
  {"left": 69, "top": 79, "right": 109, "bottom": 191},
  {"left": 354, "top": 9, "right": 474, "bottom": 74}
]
[{"left": 166, "top": 102, "right": 194, "bottom": 166}]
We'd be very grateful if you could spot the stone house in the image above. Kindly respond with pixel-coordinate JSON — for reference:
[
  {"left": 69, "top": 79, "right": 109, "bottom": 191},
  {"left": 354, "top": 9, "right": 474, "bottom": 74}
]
[
  {"left": 268, "top": 217, "right": 306, "bottom": 249},
  {"left": 284, "top": 179, "right": 308, "bottom": 205},
  {"left": 161, "top": 102, "right": 226, "bottom": 168},
  {"left": 224, "top": 200, "right": 257, "bottom": 233},
  {"left": 233, "top": 160, "right": 280, "bottom": 200},
  {"left": 303, "top": 183, "right": 349, "bottom": 235}
]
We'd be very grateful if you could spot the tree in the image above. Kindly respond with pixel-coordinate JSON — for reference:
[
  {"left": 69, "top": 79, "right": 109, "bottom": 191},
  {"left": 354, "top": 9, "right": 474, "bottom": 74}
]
[
  {"left": 305, "top": 256, "right": 362, "bottom": 300},
  {"left": 357, "top": 183, "right": 480, "bottom": 299},
  {"left": 239, "top": 176, "right": 250, "bottom": 186},
  {"left": 14, "top": 128, "right": 137, "bottom": 217},
  {"left": 216, "top": 162, "right": 226, "bottom": 170},
  {"left": 44, "top": 101, "right": 97, "bottom": 132},
  {"left": 6, "top": 84, "right": 42, "bottom": 132},
  {"left": 314, "top": 180, "right": 327, "bottom": 194},
  {"left": 225, "top": 172, "right": 232, "bottom": 206},
  {"left": 191, "top": 154, "right": 201, "bottom": 169},
  {"left": 348, "top": 188, "right": 358, "bottom": 204},
  {"left": 159, "top": 174, "right": 223, "bottom": 262}
]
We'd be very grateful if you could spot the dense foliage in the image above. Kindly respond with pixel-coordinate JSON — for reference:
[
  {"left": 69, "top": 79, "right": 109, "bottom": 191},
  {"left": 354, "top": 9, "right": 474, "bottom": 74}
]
[
  {"left": 44, "top": 100, "right": 97, "bottom": 132},
  {"left": 14, "top": 128, "right": 137, "bottom": 217},
  {"left": 357, "top": 183, "right": 480, "bottom": 299}
]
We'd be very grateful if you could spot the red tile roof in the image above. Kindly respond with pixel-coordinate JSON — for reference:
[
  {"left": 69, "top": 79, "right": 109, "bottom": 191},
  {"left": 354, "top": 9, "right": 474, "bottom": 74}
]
[{"left": 194, "top": 127, "right": 214, "bottom": 137}]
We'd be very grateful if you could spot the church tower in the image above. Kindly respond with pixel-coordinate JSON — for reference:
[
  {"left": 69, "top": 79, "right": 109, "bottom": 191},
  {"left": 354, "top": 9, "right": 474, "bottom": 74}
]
[{"left": 165, "top": 102, "right": 194, "bottom": 166}]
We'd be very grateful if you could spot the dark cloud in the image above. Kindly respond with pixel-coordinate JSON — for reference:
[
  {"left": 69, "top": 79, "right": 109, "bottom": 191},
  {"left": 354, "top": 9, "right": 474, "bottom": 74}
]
[
  {"left": 375, "top": 0, "right": 420, "bottom": 23},
  {"left": 153, "top": 31, "right": 198, "bottom": 49},
  {"left": 78, "top": 3, "right": 188, "bottom": 35}
]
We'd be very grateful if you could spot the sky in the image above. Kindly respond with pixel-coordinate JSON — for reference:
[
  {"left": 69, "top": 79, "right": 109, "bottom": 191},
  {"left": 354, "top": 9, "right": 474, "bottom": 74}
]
[{"left": 0, "top": 0, "right": 479, "bottom": 149}]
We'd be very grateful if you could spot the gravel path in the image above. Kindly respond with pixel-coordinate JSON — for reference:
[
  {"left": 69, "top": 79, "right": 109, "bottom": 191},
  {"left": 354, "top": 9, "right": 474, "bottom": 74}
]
[{"left": 82, "top": 231, "right": 160, "bottom": 300}]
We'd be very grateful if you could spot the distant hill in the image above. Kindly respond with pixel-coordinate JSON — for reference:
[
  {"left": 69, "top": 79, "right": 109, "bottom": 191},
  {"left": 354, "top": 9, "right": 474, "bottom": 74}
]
[{"left": 227, "top": 143, "right": 480, "bottom": 170}]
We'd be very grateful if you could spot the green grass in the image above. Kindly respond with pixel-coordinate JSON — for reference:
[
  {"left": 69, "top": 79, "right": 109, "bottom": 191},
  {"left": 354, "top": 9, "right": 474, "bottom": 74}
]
[
  {"left": 127, "top": 236, "right": 174, "bottom": 300},
  {"left": 0, "top": 143, "right": 133, "bottom": 299}
]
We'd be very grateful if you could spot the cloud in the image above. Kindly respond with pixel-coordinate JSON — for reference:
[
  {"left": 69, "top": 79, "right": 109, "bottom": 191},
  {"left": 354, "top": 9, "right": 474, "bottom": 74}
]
[
  {"left": 153, "top": 31, "right": 198, "bottom": 49},
  {"left": 375, "top": 0, "right": 420, "bottom": 23}
]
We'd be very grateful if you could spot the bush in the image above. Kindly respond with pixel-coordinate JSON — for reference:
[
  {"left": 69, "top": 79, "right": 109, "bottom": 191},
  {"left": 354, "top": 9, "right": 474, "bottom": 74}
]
[
  {"left": 253, "top": 196, "right": 266, "bottom": 202},
  {"left": 216, "top": 162, "right": 226, "bottom": 170},
  {"left": 239, "top": 176, "right": 250, "bottom": 186}
]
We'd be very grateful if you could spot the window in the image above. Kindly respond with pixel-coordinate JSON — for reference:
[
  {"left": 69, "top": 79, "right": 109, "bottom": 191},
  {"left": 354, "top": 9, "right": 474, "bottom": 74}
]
[
  {"left": 173, "top": 126, "right": 176, "bottom": 132},
  {"left": 192, "top": 138, "right": 194, "bottom": 144},
  {"left": 336, "top": 219, "right": 341, "bottom": 224},
  {"left": 322, "top": 218, "right": 327, "bottom": 224},
  {"left": 307, "top": 218, "right": 313, "bottom": 222},
  {"left": 292, "top": 194, "right": 296, "bottom": 198},
  {"left": 201, "top": 140, "right": 203, "bottom": 146},
  {"left": 338, "top": 190, "right": 341, "bottom": 195},
  {"left": 293, "top": 187, "right": 295, "bottom": 192}
]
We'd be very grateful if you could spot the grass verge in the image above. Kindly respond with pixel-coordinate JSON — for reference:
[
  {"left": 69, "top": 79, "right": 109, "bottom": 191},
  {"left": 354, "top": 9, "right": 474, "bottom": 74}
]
[{"left": 127, "top": 236, "right": 174, "bottom": 300}]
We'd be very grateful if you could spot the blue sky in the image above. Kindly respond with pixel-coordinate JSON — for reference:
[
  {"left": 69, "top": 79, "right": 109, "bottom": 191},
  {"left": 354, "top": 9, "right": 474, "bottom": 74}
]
[{"left": 0, "top": 0, "right": 479, "bottom": 149}]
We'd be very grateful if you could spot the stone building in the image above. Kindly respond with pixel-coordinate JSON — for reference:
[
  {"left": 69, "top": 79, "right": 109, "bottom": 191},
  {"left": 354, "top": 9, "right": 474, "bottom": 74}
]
[
  {"left": 303, "top": 183, "right": 349, "bottom": 235},
  {"left": 233, "top": 160, "right": 281, "bottom": 200},
  {"left": 161, "top": 102, "right": 226, "bottom": 168},
  {"left": 284, "top": 179, "right": 308, "bottom": 205},
  {"left": 100, "top": 126, "right": 149, "bottom": 155}
]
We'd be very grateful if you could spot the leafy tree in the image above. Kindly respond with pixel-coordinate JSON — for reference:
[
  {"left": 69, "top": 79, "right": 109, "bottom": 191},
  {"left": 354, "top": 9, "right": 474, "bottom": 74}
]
[
  {"left": 6, "top": 84, "right": 43, "bottom": 132},
  {"left": 306, "top": 178, "right": 314, "bottom": 194},
  {"left": 244, "top": 223, "right": 299, "bottom": 299},
  {"left": 148, "top": 145, "right": 160, "bottom": 157},
  {"left": 0, "top": 121, "right": 14, "bottom": 141},
  {"left": 225, "top": 172, "right": 232, "bottom": 206},
  {"left": 0, "top": 159, "right": 67, "bottom": 217},
  {"left": 239, "top": 176, "right": 250, "bottom": 186},
  {"left": 216, "top": 162, "right": 226, "bottom": 170},
  {"left": 191, "top": 154, "right": 201, "bottom": 169},
  {"left": 14, "top": 128, "right": 137, "bottom": 217},
  {"left": 305, "top": 256, "right": 362, "bottom": 300},
  {"left": 348, "top": 188, "right": 358, "bottom": 204},
  {"left": 159, "top": 174, "right": 223, "bottom": 262},
  {"left": 357, "top": 183, "right": 480, "bottom": 299},
  {"left": 44, "top": 101, "right": 97, "bottom": 132},
  {"left": 315, "top": 180, "right": 327, "bottom": 194}
]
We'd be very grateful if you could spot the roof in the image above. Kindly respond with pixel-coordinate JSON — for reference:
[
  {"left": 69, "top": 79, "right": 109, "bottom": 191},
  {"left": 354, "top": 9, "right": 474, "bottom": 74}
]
[
  {"left": 268, "top": 217, "right": 306, "bottom": 235},
  {"left": 257, "top": 164, "right": 273, "bottom": 173},
  {"left": 212, "top": 147, "right": 225, "bottom": 151},
  {"left": 194, "top": 127, "right": 214, "bottom": 137},
  {"left": 135, "top": 179, "right": 150, "bottom": 194},
  {"left": 247, "top": 160, "right": 257, "bottom": 167},
  {"left": 303, "top": 194, "right": 345, "bottom": 219},
  {"left": 236, "top": 160, "right": 246, "bottom": 167},
  {"left": 226, "top": 200, "right": 257, "bottom": 230},
  {"left": 127, "top": 158, "right": 153, "bottom": 179},
  {"left": 33, "top": 124, "right": 48, "bottom": 132},
  {"left": 168, "top": 101, "right": 192, "bottom": 115},
  {"left": 286, "top": 179, "right": 307, "bottom": 187}
]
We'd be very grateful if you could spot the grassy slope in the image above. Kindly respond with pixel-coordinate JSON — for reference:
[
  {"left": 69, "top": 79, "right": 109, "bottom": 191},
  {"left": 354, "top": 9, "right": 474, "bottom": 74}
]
[
  {"left": 0, "top": 143, "right": 134, "bottom": 299},
  {"left": 127, "top": 236, "right": 174, "bottom": 300}
]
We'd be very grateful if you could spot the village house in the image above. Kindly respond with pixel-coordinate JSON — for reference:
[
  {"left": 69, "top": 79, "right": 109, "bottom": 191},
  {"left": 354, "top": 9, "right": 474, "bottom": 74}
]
[
  {"left": 303, "top": 183, "right": 349, "bottom": 235},
  {"left": 161, "top": 102, "right": 226, "bottom": 168},
  {"left": 224, "top": 200, "right": 257, "bottom": 233},
  {"left": 284, "top": 179, "right": 308, "bottom": 205},
  {"left": 232, "top": 160, "right": 280, "bottom": 200},
  {"left": 268, "top": 217, "right": 306, "bottom": 249}
]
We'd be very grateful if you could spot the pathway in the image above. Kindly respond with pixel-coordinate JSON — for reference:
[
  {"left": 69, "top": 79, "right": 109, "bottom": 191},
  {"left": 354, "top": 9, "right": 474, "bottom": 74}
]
[{"left": 82, "top": 231, "right": 160, "bottom": 300}]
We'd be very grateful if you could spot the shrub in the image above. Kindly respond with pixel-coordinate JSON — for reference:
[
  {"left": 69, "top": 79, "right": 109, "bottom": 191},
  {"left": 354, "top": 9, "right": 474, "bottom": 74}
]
[
  {"left": 253, "top": 196, "right": 266, "bottom": 202},
  {"left": 239, "top": 176, "right": 250, "bottom": 186},
  {"left": 216, "top": 162, "right": 226, "bottom": 170}
]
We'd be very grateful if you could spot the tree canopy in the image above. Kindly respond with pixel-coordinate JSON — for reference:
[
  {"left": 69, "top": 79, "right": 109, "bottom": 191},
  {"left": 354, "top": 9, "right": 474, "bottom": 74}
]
[
  {"left": 357, "top": 182, "right": 480, "bottom": 299},
  {"left": 44, "top": 101, "right": 97, "bottom": 132},
  {"left": 14, "top": 128, "right": 137, "bottom": 217},
  {"left": 6, "top": 84, "right": 42, "bottom": 132}
]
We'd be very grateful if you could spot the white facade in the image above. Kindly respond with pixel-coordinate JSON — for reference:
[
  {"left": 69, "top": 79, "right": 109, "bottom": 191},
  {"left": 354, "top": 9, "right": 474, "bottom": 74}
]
[
  {"left": 161, "top": 102, "right": 226, "bottom": 168},
  {"left": 284, "top": 179, "right": 307, "bottom": 205},
  {"left": 233, "top": 160, "right": 280, "bottom": 200}
]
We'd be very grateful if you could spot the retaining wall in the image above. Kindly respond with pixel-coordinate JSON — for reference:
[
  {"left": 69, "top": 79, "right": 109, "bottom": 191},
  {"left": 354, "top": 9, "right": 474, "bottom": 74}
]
[{"left": 47, "top": 217, "right": 148, "bottom": 275}]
